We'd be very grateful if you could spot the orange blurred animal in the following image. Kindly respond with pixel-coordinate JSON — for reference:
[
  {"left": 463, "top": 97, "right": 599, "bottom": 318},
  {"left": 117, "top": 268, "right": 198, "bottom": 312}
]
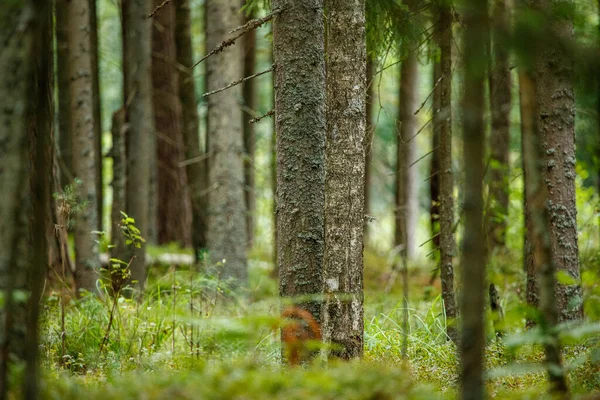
[{"left": 280, "top": 306, "right": 321, "bottom": 366}]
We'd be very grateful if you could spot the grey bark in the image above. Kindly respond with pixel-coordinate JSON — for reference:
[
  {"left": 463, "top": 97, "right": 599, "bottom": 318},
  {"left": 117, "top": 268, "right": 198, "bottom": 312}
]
[
  {"left": 273, "top": 0, "right": 326, "bottom": 322},
  {"left": 364, "top": 55, "right": 374, "bottom": 240},
  {"left": 176, "top": 0, "right": 208, "bottom": 258},
  {"left": 436, "top": 1, "right": 458, "bottom": 343},
  {"left": 122, "top": 0, "right": 154, "bottom": 292},
  {"left": 460, "top": 0, "right": 488, "bottom": 398},
  {"left": 395, "top": 45, "right": 418, "bottom": 260},
  {"left": 56, "top": 0, "right": 73, "bottom": 189},
  {"left": 430, "top": 59, "right": 441, "bottom": 251},
  {"left": 90, "top": 0, "right": 103, "bottom": 232},
  {"left": 206, "top": 0, "right": 248, "bottom": 284},
  {"left": 519, "top": 70, "right": 569, "bottom": 396},
  {"left": 531, "top": 0, "right": 583, "bottom": 322},
  {"left": 487, "top": 0, "right": 512, "bottom": 252},
  {"left": 68, "top": 0, "right": 101, "bottom": 295},
  {"left": 242, "top": 7, "right": 257, "bottom": 249},
  {"left": 322, "top": 0, "right": 366, "bottom": 360}
]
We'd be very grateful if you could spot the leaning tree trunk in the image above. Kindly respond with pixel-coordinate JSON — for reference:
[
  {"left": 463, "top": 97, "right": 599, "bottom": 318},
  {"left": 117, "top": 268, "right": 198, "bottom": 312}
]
[
  {"left": 273, "top": 0, "right": 326, "bottom": 326},
  {"left": 152, "top": 0, "right": 192, "bottom": 248},
  {"left": 242, "top": 6, "right": 257, "bottom": 250},
  {"left": 68, "top": 0, "right": 101, "bottom": 295},
  {"left": 0, "top": 2, "right": 52, "bottom": 396},
  {"left": 531, "top": 0, "right": 583, "bottom": 322},
  {"left": 460, "top": 0, "right": 488, "bottom": 398},
  {"left": 90, "top": 0, "right": 103, "bottom": 232},
  {"left": 519, "top": 70, "right": 569, "bottom": 396},
  {"left": 206, "top": 0, "right": 248, "bottom": 284},
  {"left": 395, "top": 43, "right": 418, "bottom": 260},
  {"left": 176, "top": 0, "right": 208, "bottom": 259},
  {"left": 322, "top": 0, "right": 366, "bottom": 360},
  {"left": 487, "top": 0, "right": 512, "bottom": 253},
  {"left": 122, "top": 0, "right": 154, "bottom": 292},
  {"left": 437, "top": 1, "right": 458, "bottom": 343}
]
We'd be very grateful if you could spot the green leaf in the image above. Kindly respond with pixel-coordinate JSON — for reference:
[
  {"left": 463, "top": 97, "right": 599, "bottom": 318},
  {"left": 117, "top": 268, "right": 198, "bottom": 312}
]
[{"left": 556, "top": 271, "right": 578, "bottom": 286}]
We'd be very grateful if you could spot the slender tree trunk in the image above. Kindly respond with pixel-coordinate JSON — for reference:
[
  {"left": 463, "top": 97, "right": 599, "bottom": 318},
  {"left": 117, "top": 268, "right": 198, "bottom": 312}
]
[
  {"left": 242, "top": 6, "right": 257, "bottom": 250},
  {"left": 460, "top": 0, "right": 488, "bottom": 398},
  {"left": 152, "top": 0, "right": 192, "bottom": 248},
  {"left": 519, "top": 70, "right": 569, "bottom": 396},
  {"left": 437, "top": 1, "right": 458, "bottom": 343},
  {"left": 176, "top": 0, "right": 208, "bottom": 258},
  {"left": 122, "top": 0, "right": 154, "bottom": 292},
  {"left": 364, "top": 55, "right": 375, "bottom": 241},
  {"left": 322, "top": 0, "right": 366, "bottom": 360},
  {"left": 206, "top": 0, "right": 248, "bottom": 284},
  {"left": 487, "top": 0, "right": 512, "bottom": 253},
  {"left": 90, "top": 0, "right": 103, "bottom": 232},
  {"left": 56, "top": 0, "right": 72, "bottom": 189},
  {"left": 273, "top": 0, "right": 326, "bottom": 326},
  {"left": 395, "top": 44, "right": 418, "bottom": 260},
  {"left": 430, "top": 59, "right": 441, "bottom": 251},
  {"left": 531, "top": 0, "right": 583, "bottom": 322},
  {"left": 68, "top": 0, "right": 101, "bottom": 295}
]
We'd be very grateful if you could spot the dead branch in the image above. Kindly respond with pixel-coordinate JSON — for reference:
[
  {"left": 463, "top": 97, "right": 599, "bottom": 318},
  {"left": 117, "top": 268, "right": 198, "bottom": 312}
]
[
  {"left": 250, "top": 109, "right": 275, "bottom": 124},
  {"left": 148, "top": 0, "right": 172, "bottom": 19},
  {"left": 201, "top": 66, "right": 273, "bottom": 98}
]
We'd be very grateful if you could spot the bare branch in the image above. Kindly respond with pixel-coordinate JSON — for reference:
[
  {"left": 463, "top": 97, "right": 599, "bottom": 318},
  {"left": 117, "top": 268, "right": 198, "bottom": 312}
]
[
  {"left": 148, "top": 0, "right": 172, "bottom": 19},
  {"left": 250, "top": 109, "right": 275, "bottom": 124},
  {"left": 201, "top": 66, "right": 273, "bottom": 99}
]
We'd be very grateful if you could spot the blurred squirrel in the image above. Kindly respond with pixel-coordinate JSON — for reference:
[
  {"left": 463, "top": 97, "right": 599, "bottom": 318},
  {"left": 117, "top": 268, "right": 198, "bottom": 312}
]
[{"left": 280, "top": 306, "right": 321, "bottom": 366}]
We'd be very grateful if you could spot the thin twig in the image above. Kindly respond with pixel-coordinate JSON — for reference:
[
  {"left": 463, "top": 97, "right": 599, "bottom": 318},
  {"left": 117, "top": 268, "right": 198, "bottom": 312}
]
[
  {"left": 414, "top": 75, "right": 443, "bottom": 116},
  {"left": 250, "top": 109, "right": 275, "bottom": 124},
  {"left": 192, "top": 9, "right": 282, "bottom": 69},
  {"left": 201, "top": 66, "right": 273, "bottom": 98},
  {"left": 179, "top": 152, "right": 212, "bottom": 168},
  {"left": 148, "top": 0, "right": 172, "bottom": 19}
]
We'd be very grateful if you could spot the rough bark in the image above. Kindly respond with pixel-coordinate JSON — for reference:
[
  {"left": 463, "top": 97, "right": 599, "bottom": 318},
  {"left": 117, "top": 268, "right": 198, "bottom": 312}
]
[
  {"left": 206, "top": 0, "right": 248, "bottom": 284},
  {"left": 273, "top": 0, "right": 326, "bottom": 324},
  {"left": 56, "top": 0, "right": 73, "bottom": 189},
  {"left": 152, "top": 0, "right": 192, "bottom": 247},
  {"left": 364, "top": 55, "right": 374, "bottom": 240},
  {"left": 430, "top": 59, "right": 441, "bottom": 251},
  {"left": 487, "top": 0, "right": 512, "bottom": 252},
  {"left": 68, "top": 0, "right": 101, "bottom": 295},
  {"left": 90, "top": 0, "right": 103, "bottom": 232},
  {"left": 531, "top": 0, "right": 583, "bottom": 322},
  {"left": 322, "top": 0, "right": 366, "bottom": 360},
  {"left": 242, "top": 6, "right": 257, "bottom": 249},
  {"left": 122, "top": 0, "right": 154, "bottom": 292},
  {"left": 437, "top": 2, "right": 458, "bottom": 343},
  {"left": 176, "top": 0, "right": 208, "bottom": 258},
  {"left": 395, "top": 44, "right": 418, "bottom": 260},
  {"left": 460, "top": 0, "right": 488, "bottom": 398},
  {"left": 519, "top": 70, "right": 569, "bottom": 396}
]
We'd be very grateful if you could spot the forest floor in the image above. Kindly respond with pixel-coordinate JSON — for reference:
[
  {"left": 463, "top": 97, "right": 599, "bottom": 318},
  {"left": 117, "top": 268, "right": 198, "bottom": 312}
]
[{"left": 35, "top": 246, "right": 600, "bottom": 399}]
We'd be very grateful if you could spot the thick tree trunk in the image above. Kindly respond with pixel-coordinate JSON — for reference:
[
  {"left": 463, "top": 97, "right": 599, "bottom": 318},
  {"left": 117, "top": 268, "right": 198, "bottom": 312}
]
[
  {"left": 519, "top": 70, "right": 569, "bottom": 396},
  {"left": 56, "top": 0, "right": 73, "bottom": 189},
  {"left": 242, "top": 7, "right": 257, "bottom": 249},
  {"left": 430, "top": 60, "right": 441, "bottom": 251},
  {"left": 68, "top": 0, "right": 101, "bottom": 295},
  {"left": 437, "top": 3, "right": 458, "bottom": 343},
  {"left": 122, "top": 0, "right": 154, "bottom": 292},
  {"left": 322, "top": 0, "right": 366, "bottom": 360},
  {"left": 531, "top": 0, "right": 583, "bottom": 322},
  {"left": 273, "top": 0, "right": 326, "bottom": 325},
  {"left": 487, "top": 0, "right": 512, "bottom": 253},
  {"left": 152, "top": 0, "right": 192, "bottom": 248},
  {"left": 176, "top": 0, "right": 208, "bottom": 258},
  {"left": 395, "top": 47, "right": 418, "bottom": 260},
  {"left": 206, "top": 0, "right": 248, "bottom": 284},
  {"left": 90, "top": 0, "right": 103, "bottom": 232},
  {"left": 460, "top": 0, "right": 487, "bottom": 398},
  {"left": 364, "top": 55, "right": 374, "bottom": 241}
]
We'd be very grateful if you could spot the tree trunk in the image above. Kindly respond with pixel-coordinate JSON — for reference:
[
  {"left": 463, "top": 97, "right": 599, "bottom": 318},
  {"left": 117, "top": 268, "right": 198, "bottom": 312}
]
[
  {"left": 176, "top": 0, "right": 208, "bottom": 259},
  {"left": 273, "top": 0, "right": 326, "bottom": 326},
  {"left": 430, "top": 59, "right": 441, "bottom": 251},
  {"left": 437, "top": 2, "right": 458, "bottom": 343},
  {"left": 519, "top": 70, "right": 569, "bottom": 396},
  {"left": 531, "top": 0, "right": 583, "bottom": 322},
  {"left": 242, "top": 6, "right": 257, "bottom": 250},
  {"left": 460, "top": 0, "right": 487, "bottom": 398},
  {"left": 68, "top": 0, "right": 101, "bottom": 295},
  {"left": 487, "top": 0, "right": 512, "bottom": 253},
  {"left": 322, "top": 0, "right": 366, "bottom": 360},
  {"left": 152, "top": 0, "right": 192, "bottom": 248},
  {"left": 56, "top": 0, "right": 73, "bottom": 189},
  {"left": 364, "top": 55, "right": 374, "bottom": 241},
  {"left": 395, "top": 50, "right": 418, "bottom": 260},
  {"left": 122, "top": 0, "right": 154, "bottom": 292},
  {"left": 90, "top": 0, "right": 103, "bottom": 232},
  {"left": 206, "top": 0, "right": 248, "bottom": 284}
]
